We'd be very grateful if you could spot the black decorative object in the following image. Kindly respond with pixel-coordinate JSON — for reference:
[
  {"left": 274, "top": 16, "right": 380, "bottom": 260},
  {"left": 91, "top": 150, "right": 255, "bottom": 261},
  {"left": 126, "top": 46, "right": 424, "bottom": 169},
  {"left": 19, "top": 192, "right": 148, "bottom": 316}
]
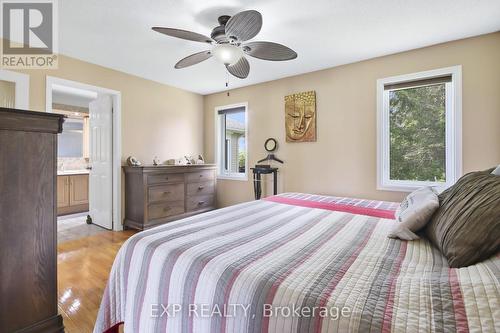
[
  {"left": 264, "top": 138, "right": 277, "bottom": 152},
  {"left": 251, "top": 166, "right": 278, "bottom": 200},
  {"left": 257, "top": 154, "right": 283, "bottom": 164},
  {"left": 252, "top": 138, "right": 282, "bottom": 199},
  {"left": 258, "top": 137, "right": 283, "bottom": 164}
]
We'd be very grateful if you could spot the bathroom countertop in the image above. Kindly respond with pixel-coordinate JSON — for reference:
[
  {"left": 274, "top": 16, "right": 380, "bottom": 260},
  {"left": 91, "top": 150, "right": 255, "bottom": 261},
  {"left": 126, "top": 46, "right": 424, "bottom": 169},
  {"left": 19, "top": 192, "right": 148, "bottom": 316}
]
[{"left": 57, "top": 169, "right": 89, "bottom": 176}]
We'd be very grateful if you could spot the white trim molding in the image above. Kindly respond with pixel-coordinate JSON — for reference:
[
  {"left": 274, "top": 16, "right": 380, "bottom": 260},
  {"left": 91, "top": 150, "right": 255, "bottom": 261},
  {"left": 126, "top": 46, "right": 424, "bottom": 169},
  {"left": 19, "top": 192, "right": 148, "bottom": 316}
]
[
  {"left": 0, "top": 69, "right": 29, "bottom": 109},
  {"left": 214, "top": 102, "right": 249, "bottom": 181},
  {"left": 376, "top": 66, "right": 462, "bottom": 192},
  {"left": 46, "top": 76, "right": 123, "bottom": 231}
]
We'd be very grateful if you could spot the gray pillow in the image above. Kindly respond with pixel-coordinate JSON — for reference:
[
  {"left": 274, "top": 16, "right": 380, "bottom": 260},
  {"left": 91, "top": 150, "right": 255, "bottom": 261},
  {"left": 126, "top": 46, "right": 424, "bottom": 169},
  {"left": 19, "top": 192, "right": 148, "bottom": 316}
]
[
  {"left": 425, "top": 168, "right": 500, "bottom": 267},
  {"left": 492, "top": 165, "right": 500, "bottom": 176},
  {"left": 388, "top": 187, "right": 439, "bottom": 240}
]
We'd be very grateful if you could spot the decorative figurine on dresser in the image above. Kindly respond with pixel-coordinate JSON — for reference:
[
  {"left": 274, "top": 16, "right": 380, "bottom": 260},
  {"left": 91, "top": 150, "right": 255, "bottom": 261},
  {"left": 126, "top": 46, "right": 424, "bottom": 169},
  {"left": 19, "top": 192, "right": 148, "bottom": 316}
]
[
  {"left": 0, "top": 108, "right": 65, "bottom": 332},
  {"left": 123, "top": 163, "right": 217, "bottom": 230}
]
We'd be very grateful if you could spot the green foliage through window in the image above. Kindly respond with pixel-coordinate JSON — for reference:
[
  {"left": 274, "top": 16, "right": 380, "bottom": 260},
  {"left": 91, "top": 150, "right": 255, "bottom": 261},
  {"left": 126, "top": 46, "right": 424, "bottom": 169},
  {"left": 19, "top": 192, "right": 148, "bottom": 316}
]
[
  {"left": 389, "top": 84, "right": 446, "bottom": 182},
  {"left": 238, "top": 151, "right": 246, "bottom": 169}
]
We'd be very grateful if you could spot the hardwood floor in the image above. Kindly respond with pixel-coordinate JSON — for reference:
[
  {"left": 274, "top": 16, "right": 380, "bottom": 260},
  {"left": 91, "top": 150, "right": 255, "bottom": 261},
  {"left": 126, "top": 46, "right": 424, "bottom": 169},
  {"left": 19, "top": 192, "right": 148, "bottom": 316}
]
[{"left": 57, "top": 230, "right": 135, "bottom": 332}]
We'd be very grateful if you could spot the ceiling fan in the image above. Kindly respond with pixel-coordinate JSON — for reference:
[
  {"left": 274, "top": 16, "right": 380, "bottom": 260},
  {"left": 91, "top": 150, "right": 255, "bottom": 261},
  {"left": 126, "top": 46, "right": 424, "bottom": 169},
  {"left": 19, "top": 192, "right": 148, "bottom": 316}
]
[{"left": 152, "top": 10, "right": 297, "bottom": 79}]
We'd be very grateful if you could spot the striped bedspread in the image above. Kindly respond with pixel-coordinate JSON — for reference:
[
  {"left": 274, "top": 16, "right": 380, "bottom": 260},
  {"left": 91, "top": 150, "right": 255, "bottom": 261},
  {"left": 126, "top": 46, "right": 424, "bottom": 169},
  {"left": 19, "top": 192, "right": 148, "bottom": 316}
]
[{"left": 95, "top": 193, "right": 500, "bottom": 333}]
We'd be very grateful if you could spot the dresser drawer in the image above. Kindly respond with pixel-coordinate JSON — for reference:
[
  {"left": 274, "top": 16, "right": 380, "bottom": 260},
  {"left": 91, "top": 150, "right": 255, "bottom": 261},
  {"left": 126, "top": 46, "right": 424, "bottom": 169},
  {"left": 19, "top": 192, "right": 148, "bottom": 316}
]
[
  {"left": 148, "top": 173, "right": 184, "bottom": 185},
  {"left": 186, "top": 170, "right": 215, "bottom": 183},
  {"left": 148, "top": 183, "right": 184, "bottom": 203},
  {"left": 148, "top": 201, "right": 185, "bottom": 220},
  {"left": 186, "top": 194, "right": 215, "bottom": 212},
  {"left": 187, "top": 181, "right": 215, "bottom": 196}
]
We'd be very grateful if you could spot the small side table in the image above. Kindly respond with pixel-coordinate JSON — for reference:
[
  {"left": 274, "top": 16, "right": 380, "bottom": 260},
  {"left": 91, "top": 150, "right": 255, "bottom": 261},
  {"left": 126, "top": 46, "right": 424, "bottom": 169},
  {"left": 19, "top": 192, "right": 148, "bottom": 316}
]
[{"left": 251, "top": 167, "right": 278, "bottom": 200}]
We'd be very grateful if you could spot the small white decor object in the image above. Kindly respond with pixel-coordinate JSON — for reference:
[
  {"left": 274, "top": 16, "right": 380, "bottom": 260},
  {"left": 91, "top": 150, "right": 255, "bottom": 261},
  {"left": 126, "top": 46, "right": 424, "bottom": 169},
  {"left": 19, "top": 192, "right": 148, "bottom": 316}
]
[
  {"left": 153, "top": 156, "right": 161, "bottom": 166},
  {"left": 196, "top": 154, "right": 205, "bottom": 164},
  {"left": 492, "top": 165, "right": 500, "bottom": 176},
  {"left": 126, "top": 156, "right": 142, "bottom": 167},
  {"left": 174, "top": 158, "right": 187, "bottom": 165},
  {"left": 388, "top": 187, "right": 439, "bottom": 240}
]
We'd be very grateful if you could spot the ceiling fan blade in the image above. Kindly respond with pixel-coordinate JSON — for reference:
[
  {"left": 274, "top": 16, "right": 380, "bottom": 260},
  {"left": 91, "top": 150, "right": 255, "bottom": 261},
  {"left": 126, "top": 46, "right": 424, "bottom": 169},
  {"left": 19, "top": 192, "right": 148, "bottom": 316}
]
[
  {"left": 243, "top": 41, "right": 297, "bottom": 61},
  {"left": 175, "top": 50, "right": 212, "bottom": 69},
  {"left": 152, "top": 27, "right": 213, "bottom": 44},
  {"left": 226, "top": 57, "right": 250, "bottom": 79},
  {"left": 225, "top": 10, "right": 262, "bottom": 42}
]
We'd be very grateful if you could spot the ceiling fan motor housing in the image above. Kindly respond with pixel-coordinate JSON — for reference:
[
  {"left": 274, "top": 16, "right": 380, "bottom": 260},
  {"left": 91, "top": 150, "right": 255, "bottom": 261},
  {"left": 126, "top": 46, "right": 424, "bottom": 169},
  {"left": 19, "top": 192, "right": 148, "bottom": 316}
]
[
  {"left": 211, "top": 15, "right": 233, "bottom": 43},
  {"left": 211, "top": 25, "right": 227, "bottom": 43},
  {"left": 218, "top": 15, "right": 231, "bottom": 25}
]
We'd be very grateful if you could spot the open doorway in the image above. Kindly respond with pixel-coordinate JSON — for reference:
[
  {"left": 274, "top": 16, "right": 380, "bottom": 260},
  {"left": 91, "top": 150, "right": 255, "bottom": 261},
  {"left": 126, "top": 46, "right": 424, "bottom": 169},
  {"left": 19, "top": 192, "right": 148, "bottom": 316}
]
[
  {"left": 53, "top": 86, "right": 97, "bottom": 241},
  {"left": 46, "top": 77, "right": 122, "bottom": 242}
]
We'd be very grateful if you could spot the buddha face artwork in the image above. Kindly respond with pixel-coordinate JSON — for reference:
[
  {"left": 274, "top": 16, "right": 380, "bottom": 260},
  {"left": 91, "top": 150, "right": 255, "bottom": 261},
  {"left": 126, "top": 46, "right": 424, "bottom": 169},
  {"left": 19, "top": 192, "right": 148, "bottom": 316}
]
[{"left": 285, "top": 91, "right": 316, "bottom": 142}]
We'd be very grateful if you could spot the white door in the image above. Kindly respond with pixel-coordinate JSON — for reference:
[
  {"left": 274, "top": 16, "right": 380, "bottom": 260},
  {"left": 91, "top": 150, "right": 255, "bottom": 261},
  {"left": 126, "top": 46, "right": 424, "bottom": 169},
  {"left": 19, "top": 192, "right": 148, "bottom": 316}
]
[{"left": 89, "top": 95, "right": 113, "bottom": 229}]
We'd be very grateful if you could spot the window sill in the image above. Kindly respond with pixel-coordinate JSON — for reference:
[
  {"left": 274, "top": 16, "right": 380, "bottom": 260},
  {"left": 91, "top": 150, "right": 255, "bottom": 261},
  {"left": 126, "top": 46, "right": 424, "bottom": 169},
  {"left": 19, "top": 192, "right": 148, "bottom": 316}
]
[
  {"left": 217, "top": 174, "right": 248, "bottom": 182},
  {"left": 377, "top": 180, "right": 449, "bottom": 193}
]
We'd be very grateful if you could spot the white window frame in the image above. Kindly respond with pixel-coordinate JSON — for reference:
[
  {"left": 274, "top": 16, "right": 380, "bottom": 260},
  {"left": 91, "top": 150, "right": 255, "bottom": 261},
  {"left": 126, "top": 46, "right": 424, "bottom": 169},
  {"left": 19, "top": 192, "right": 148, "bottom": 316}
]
[
  {"left": 0, "top": 69, "right": 29, "bottom": 109},
  {"left": 215, "top": 102, "right": 248, "bottom": 181},
  {"left": 376, "top": 66, "right": 462, "bottom": 192}
]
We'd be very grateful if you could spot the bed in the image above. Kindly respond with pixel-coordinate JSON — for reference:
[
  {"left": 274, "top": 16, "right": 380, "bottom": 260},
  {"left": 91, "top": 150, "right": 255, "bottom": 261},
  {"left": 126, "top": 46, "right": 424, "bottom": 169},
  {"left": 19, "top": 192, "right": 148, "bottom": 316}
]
[{"left": 94, "top": 193, "right": 500, "bottom": 333}]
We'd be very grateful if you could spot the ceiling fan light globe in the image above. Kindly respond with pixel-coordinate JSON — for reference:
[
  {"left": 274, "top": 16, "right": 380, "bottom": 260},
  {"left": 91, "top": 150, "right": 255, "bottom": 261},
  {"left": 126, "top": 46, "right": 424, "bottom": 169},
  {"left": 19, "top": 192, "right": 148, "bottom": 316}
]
[{"left": 211, "top": 44, "right": 243, "bottom": 65}]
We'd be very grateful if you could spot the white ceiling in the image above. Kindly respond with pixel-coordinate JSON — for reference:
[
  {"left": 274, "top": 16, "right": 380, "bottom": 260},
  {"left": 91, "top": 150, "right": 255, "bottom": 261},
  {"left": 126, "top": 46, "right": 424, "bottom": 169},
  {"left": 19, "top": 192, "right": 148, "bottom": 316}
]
[{"left": 60, "top": 0, "right": 500, "bottom": 95}]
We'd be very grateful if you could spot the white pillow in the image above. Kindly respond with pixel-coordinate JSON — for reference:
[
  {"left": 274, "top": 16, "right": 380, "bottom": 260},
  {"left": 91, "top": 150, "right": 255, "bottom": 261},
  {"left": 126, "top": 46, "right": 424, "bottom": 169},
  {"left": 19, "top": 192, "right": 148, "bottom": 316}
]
[
  {"left": 388, "top": 187, "right": 439, "bottom": 240},
  {"left": 492, "top": 165, "right": 500, "bottom": 176}
]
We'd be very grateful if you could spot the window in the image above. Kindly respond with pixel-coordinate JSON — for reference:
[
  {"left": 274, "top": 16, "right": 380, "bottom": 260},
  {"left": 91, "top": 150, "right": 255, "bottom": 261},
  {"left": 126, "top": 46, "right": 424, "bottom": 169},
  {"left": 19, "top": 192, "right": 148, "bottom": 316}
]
[
  {"left": 377, "top": 66, "right": 462, "bottom": 191},
  {"left": 216, "top": 103, "right": 248, "bottom": 180}
]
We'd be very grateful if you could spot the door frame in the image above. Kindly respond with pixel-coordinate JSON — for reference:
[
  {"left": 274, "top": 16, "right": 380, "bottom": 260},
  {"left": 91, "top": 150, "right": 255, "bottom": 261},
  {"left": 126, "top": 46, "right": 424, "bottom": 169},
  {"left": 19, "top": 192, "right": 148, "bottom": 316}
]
[
  {"left": 46, "top": 76, "right": 123, "bottom": 231},
  {"left": 0, "top": 69, "right": 29, "bottom": 109}
]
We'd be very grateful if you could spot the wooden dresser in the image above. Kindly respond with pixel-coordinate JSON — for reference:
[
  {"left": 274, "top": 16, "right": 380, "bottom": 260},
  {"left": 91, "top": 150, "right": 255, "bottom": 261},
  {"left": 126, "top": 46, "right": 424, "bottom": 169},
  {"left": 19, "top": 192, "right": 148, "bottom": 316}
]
[
  {"left": 0, "top": 108, "right": 65, "bottom": 332},
  {"left": 123, "top": 164, "right": 217, "bottom": 230}
]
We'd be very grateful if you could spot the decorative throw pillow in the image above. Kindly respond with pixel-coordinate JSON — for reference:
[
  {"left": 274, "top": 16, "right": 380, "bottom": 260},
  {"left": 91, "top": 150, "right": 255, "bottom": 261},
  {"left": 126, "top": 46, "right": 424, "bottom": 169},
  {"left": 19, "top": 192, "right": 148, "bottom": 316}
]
[
  {"left": 492, "top": 165, "right": 500, "bottom": 176},
  {"left": 425, "top": 168, "right": 500, "bottom": 268},
  {"left": 388, "top": 187, "right": 439, "bottom": 240}
]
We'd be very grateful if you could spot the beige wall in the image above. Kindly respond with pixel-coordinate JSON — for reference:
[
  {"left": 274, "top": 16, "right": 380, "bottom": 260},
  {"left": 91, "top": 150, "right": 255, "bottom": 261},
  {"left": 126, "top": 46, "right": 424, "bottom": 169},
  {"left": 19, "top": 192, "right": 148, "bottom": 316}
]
[
  {"left": 204, "top": 32, "right": 500, "bottom": 207},
  {"left": 10, "top": 53, "right": 204, "bottom": 164}
]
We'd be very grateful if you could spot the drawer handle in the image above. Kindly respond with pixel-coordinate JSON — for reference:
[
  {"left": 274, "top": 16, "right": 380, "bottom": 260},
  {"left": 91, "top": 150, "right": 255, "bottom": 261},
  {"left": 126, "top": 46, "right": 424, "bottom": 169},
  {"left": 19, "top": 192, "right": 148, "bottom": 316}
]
[
  {"left": 163, "top": 207, "right": 171, "bottom": 212},
  {"left": 198, "top": 185, "right": 204, "bottom": 190},
  {"left": 198, "top": 201, "right": 205, "bottom": 205},
  {"left": 163, "top": 191, "right": 171, "bottom": 195},
  {"left": 165, "top": 177, "right": 169, "bottom": 180},
  {"left": 199, "top": 174, "right": 203, "bottom": 177}
]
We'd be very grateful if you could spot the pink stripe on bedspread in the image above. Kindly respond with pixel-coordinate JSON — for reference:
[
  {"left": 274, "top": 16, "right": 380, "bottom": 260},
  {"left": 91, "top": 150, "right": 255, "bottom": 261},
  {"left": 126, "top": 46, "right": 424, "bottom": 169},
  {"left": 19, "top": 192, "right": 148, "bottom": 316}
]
[
  {"left": 264, "top": 196, "right": 396, "bottom": 219},
  {"left": 381, "top": 241, "right": 408, "bottom": 333},
  {"left": 449, "top": 269, "right": 469, "bottom": 333}
]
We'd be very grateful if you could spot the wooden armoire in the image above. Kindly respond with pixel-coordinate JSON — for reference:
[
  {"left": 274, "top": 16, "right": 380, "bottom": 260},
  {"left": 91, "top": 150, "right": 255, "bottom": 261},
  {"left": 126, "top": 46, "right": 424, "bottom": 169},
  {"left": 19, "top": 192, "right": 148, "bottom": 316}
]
[{"left": 0, "top": 108, "right": 65, "bottom": 332}]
